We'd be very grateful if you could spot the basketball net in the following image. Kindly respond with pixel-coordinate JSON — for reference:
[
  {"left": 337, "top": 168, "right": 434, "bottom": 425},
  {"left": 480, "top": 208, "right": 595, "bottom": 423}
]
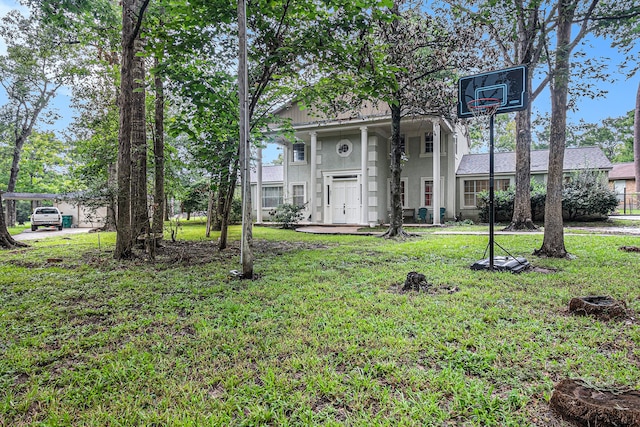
[{"left": 467, "top": 98, "right": 500, "bottom": 121}]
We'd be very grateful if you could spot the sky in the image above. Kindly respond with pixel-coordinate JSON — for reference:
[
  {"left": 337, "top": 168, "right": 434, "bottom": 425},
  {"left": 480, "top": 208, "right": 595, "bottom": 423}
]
[{"left": 0, "top": 0, "right": 637, "bottom": 165}]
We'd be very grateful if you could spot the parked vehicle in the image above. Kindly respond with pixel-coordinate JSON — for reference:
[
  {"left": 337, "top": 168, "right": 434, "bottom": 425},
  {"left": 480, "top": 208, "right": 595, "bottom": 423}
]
[{"left": 31, "top": 207, "right": 63, "bottom": 231}]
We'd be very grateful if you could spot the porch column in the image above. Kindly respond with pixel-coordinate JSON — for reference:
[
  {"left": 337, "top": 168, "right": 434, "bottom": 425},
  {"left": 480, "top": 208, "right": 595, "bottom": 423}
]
[
  {"left": 283, "top": 144, "right": 289, "bottom": 203},
  {"left": 360, "top": 126, "right": 368, "bottom": 225},
  {"left": 432, "top": 119, "right": 441, "bottom": 225},
  {"left": 256, "top": 146, "right": 263, "bottom": 222},
  {"left": 310, "top": 131, "right": 317, "bottom": 222}
]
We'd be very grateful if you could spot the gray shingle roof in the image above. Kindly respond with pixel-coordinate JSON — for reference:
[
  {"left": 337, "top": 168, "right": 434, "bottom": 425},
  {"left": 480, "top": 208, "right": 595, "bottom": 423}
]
[{"left": 456, "top": 147, "right": 613, "bottom": 176}]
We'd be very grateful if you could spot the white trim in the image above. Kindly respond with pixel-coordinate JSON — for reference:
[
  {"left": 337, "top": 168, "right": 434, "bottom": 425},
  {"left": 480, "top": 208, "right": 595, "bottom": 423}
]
[
  {"left": 288, "top": 182, "right": 307, "bottom": 206},
  {"left": 290, "top": 141, "right": 307, "bottom": 165},
  {"left": 420, "top": 176, "right": 445, "bottom": 207},
  {"left": 322, "top": 170, "right": 363, "bottom": 224}
]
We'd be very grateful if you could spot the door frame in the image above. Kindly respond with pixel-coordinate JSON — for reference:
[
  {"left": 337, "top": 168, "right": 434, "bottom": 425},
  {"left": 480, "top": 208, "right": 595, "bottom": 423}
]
[{"left": 322, "top": 170, "right": 362, "bottom": 224}]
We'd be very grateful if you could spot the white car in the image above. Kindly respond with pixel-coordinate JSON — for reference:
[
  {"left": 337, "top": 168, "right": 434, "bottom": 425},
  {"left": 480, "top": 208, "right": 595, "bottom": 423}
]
[{"left": 31, "top": 207, "right": 63, "bottom": 231}]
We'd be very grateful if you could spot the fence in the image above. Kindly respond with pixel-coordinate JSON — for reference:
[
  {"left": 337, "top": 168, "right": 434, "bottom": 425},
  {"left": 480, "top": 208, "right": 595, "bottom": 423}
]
[{"left": 616, "top": 190, "right": 640, "bottom": 215}]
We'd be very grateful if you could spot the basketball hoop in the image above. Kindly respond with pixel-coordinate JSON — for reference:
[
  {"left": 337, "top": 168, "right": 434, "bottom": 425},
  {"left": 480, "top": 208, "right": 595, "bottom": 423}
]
[{"left": 466, "top": 98, "right": 501, "bottom": 119}]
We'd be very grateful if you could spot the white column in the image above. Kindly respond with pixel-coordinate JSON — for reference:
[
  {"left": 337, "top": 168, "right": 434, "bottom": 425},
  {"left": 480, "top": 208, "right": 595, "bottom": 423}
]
[
  {"left": 432, "top": 119, "right": 441, "bottom": 225},
  {"left": 310, "top": 131, "right": 317, "bottom": 222},
  {"left": 283, "top": 145, "right": 289, "bottom": 203},
  {"left": 360, "top": 126, "right": 368, "bottom": 225},
  {"left": 256, "top": 147, "right": 263, "bottom": 222}
]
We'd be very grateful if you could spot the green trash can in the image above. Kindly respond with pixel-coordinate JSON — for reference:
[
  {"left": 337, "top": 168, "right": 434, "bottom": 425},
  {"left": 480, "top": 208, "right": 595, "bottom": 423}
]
[{"left": 62, "top": 215, "right": 73, "bottom": 228}]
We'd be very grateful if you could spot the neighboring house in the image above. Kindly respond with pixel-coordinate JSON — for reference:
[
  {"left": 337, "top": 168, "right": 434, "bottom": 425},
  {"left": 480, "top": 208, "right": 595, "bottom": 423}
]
[
  {"left": 251, "top": 101, "right": 469, "bottom": 225},
  {"left": 456, "top": 147, "right": 613, "bottom": 220},
  {"left": 608, "top": 162, "right": 637, "bottom": 195},
  {"left": 608, "top": 162, "right": 637, "bottom": 212}
]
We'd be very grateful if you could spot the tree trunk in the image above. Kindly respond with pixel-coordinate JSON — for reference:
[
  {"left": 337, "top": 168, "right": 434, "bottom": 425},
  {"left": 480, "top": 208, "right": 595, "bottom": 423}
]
[
  {"left": 238, "top": 0, "right": 253, "bottom": 278},
  {"left": 382, "top": 101, "right": 408, "bottom": 238},
  {"left": 634, "top": 81, "right": 639, "bottom": 190},
  {"left": 504, "top": 107, "right": 537, "bottom": 231},
  {"left": 535, "top": 0, "right": 573, "bottom": 258},
  {"left": 219, "top": 157, "right": 239, "bottom": 251},
  {"left": 152, "top": 56, "right": 165, "bottom": 236},
  {"left": 102, "top": 163, "right": 117, "bottom": 231},
  {"left": 205, "top": 188, "right": 214, "bottom": 238},
  {"left": 114, "top": 0, "right": 136, "bottom": 259},
  {"left": 0, "top": 194, "right": 27, "bottom": 249},
  {"left": 131, "top": 37, "right": 149, "bottom": 243}
]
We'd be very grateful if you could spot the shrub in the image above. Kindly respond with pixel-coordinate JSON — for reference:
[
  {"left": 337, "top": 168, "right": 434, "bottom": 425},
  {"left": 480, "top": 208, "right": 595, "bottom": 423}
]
[
  {"left": 476, "top": 172, "right": 617, "bottom": 223},
  {"left": 562, "top": 169, "right": 618, "bottom": 220},
  {"left": 270, "top": 203, "right": 306, "bottom": 229},
  {"left": 477, "top": 185, "right": 516, "bottom": 223}
]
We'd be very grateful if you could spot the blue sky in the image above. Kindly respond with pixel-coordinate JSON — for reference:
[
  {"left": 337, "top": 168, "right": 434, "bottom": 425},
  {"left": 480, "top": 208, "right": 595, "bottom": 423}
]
[{"left": 0, "top": 0, "right": 637, "bottom": 165}]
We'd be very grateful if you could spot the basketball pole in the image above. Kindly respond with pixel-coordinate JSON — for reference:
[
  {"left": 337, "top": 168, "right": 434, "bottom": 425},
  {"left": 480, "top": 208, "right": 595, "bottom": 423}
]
[{"left": 489, "top": 114, "right": 495, "bottom": 271}]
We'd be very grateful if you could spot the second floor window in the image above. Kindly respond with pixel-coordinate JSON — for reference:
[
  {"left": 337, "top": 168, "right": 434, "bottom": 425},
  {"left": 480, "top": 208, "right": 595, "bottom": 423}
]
[{"left": 292, "top": 143, "right": 305, "bottom": 162}]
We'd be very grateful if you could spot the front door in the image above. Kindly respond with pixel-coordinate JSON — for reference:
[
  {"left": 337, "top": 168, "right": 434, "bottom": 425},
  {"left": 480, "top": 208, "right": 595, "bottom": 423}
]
[{"left": 332, "top": 179, "right": 360, "bottom": 224}]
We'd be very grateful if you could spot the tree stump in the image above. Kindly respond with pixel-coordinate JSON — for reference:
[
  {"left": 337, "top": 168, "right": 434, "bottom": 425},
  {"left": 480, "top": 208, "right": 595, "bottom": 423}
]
[
  {"left": 550, "top": 379, "right": 640, "bottom": 427},
  {"left": 403, "top": 272, "right": 429, "bottom": 291},
  {"left": 568, "top": 296, "right": 627, "bottom": 321}
]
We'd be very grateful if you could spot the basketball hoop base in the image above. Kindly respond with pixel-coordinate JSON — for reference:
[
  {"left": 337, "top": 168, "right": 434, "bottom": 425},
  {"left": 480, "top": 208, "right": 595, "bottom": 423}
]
[{"left": 471, "top": 256, "right": 530, "bottom": 273}]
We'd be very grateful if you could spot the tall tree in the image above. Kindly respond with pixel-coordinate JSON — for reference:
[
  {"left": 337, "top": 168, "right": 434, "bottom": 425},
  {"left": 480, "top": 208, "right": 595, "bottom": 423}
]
[
  {"left": 335, "top": 0, "right": 476, "bottom": 238},
  {"left": 536, "top": 0, "right": 640, "bottom": 257},
  {"left": 450, "top": 0, "right": 555, "bottom": 231},
  {"left": 536, "top": 0, "right": 575, "bottom": 258},
  {"left": 114, "top": 0, "right": 150, "bottom": 259},
  {"left": 0, "top": 10, "right": 79, "bottom": 227},
  {"left": 633, "top": 83, "right": 640, "bottom": 189}
]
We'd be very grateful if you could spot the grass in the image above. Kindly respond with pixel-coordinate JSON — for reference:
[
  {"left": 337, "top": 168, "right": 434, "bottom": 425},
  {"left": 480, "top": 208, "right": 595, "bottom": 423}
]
[
  {"left": 8, "top": 223, "right": 30, "bottom": 236},
  {"left": 1, "top": 222, "right": 639, "bottom": 426}
]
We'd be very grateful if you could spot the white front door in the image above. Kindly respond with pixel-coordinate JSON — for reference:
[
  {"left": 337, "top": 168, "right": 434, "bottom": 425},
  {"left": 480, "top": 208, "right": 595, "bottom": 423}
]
[{"left": 332, "top": 179, "right": 360, "bottom": 224}]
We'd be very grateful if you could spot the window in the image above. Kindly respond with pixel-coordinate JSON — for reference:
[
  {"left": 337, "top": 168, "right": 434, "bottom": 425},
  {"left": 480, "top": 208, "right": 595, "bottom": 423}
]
[
  {"left": 423, "top": 180, "right": 433, "bottom": 206},
  {"left": 262, "top": 186, "right": 283, "bottom": 208},
  {"left": 292, "top": 184, "right": 305, "bottom": 206},
  {"left": 424, "top": 132, "right": 434, "bottom": 154},
  {"left": 422, "top": 131, "right": 447, "bottom": 155},
  {"left": 292, "top": 143, "right": 305, "bottom": 162},
  {"left": 336, "top": 139, "right": 352, "bottom": 157},
  {"left": 388, "top": 178, "right": 408, "bottom": 208},
  {"left": 463, "top": 179, "right": 510, "bottom": 207}
]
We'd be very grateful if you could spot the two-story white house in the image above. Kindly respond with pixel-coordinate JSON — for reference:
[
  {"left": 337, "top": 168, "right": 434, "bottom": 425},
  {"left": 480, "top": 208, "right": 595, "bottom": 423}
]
[{"left": 251, "top": 102, "right": 469, "bottom": 225}]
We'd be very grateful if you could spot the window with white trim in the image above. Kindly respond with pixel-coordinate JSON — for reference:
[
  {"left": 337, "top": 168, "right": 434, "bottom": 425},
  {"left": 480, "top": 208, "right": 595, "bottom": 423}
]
[
  {"left": 292, "top": 142, "right": 305, "bottom": 162},
  {"left": 421, "top": 131, "right": 447, "bottom": 155},
  {"left": 262, "top": 186, "right": 283, "bottom": 208},
  {"left": 463, "top": 179, "right": 510, "bottom": 207},
  {"left": 291, "top": 184, "right": 305, "bottom": 206},
  {"left": 423, "top": 180, "right": 433, "bottom": 206}
]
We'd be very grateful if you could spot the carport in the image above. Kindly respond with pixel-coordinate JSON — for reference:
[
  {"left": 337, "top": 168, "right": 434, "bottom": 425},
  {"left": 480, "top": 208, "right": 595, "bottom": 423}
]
[{"left": 1, "top": 192, "right": 60, "bottom": 226}]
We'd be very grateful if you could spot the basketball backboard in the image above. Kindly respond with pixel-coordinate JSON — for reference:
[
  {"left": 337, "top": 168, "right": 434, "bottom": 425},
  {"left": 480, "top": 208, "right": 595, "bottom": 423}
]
[{"left": 457, "top": 65, "right": 528, "bottom": 118}]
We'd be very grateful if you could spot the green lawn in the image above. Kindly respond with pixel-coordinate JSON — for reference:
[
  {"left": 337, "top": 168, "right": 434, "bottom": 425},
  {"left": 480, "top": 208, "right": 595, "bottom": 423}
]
[{"left": 1, "top": 223, "right": 639, "bottom": 426}]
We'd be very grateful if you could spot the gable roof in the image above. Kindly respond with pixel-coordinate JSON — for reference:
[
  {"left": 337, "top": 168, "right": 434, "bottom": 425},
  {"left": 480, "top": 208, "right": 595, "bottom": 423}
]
[
  {"left": 609, "top": 162, "right": 636, "bottom": 180},
  {"left": 456, "top": 147, "right": 612, "bottom": 176}
]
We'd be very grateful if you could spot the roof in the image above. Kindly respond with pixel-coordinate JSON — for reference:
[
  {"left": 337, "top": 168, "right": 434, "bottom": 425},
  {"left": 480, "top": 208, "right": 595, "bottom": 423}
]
[
  {"left": 0, "top": 192, "right": 60, "bottom": 201},
  {"left": 250, "top": 165, "right": 283, "bottom": 183},
  {"left": 608, "top": 162, "right": 636, "bottom": 180},
  {"left": 456, "top": 147, "right": 613, "bottom": 176}
]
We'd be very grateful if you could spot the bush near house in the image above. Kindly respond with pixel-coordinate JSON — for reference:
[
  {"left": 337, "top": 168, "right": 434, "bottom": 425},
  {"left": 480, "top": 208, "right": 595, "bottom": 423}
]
[
  {"left": 477, "top": 180, "right": 546, "bottom": 222},
  {"left": 270, "top": 203, "right": 306, "bottom": 229},
  {"left": 477, "top": 171, "right": 617, "bottom": 222}
]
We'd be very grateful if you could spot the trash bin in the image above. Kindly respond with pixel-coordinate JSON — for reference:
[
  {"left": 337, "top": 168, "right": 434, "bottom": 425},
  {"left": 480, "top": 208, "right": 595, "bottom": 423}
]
[{"left": 62, "top": 215, "right": 73, "bottom": 228}]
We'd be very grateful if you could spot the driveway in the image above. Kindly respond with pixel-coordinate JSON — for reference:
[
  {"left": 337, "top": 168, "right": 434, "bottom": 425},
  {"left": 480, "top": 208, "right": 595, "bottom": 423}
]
[{"left": 12, "top": 227, "right": 93, "bottom": 241}]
